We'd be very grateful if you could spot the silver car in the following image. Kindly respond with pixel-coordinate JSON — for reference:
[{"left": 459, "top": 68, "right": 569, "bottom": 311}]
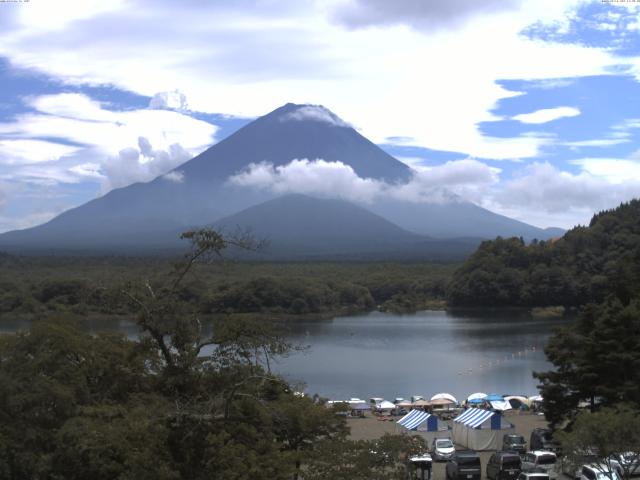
[{"left": 432, "top": 438, "right": 455, "bottom": 461}]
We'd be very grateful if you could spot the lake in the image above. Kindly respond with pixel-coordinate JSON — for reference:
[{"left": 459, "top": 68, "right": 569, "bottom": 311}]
[
  {"left": 273, "top": 310, "right": 567, "bottom": 402},
  {"left": 1, "top": 310, "right": 566, "bottom": 403}
]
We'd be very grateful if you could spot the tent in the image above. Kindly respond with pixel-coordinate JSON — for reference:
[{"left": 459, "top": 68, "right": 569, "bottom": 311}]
[
  {"left": 467, "top": 392, "right": 487, "bottom": 403},
  {"left": 489, "top": 400, "right": 512, "bottom": 412},
  {"left": 377, "top": 400, "right": 396, "bottom": 410},
  {"left": 397, "top": 410, "right": 438, "bottom": 432},
  {"left": 431, "top": 393, "right": 457, "bottom": 404},
  {"left": 504, "top": 395, "right": 529, "bottom": 409},
  {"left": 484, "top": 393, "right": 503, "bottom": 402},
  {"left": 452, "top": 408, "right": 515, "bottom": 450}
]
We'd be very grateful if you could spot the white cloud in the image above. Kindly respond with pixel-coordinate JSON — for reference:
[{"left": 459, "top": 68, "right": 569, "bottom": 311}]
[
  {"left": 228, "top": 158, "right": 499, "bottom": 205},
  {"left": 0, "top": 0, "right": 619, "bottom": 161},
  {"left": 491, "top": 162, "right": 640, "bottom": 227},
  {"left": 281, "top": 105, "right": 351, "bottom": 127},
  {"left": 149, "top": 90, "right": 189, "bottom": 111},
  {"left": 570, "top": 157, "right": 640, "bottom": 184},
  {"left": 163, "top": 170, "right": 185, "bottom": 183},
  {"left": 0, "top": 139, "right": 80, "bottom": 165},
  {"left": 564, "top": 138, "right": 629, "bottom": 148},
  {"left": 0, "top": 93, "right": 216, "bottom": 191},
  {"left": 512, "top": 106, "right": 580, "bottom": 124}
]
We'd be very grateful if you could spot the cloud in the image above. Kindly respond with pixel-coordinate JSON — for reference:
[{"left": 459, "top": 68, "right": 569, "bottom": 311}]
[
  {"left": 331, "top": 0, "right": 524, "bottom": 30},
  {"left": 163, "top": 170, "right": 185, "bottom": 183},
  {"left": 0, "top": 93, "right": 216, "bottom": 190},
  {"left": 228, "top": 158, "right": 499, "bottom": 205},
  {"left": 491, "top": 162, "right": 640, "bottom": 227},
  {"left": 570, "top": 156, "right": 640, "bottom": 183},
  {"left": 0, "top": 139, "right": 80, "bottom": 165},
  {"left": 101, "top": 138, "right": 191, "bottom": 191},
  {"left": 512, "top": 106, "right": 580, "bottom": 124},
  {"left": 0, "top": 0, "right": 617, "bottom": 162},
  {"left": 149, "top": 90, "right": 189, "bottom": 111},
  {"left": 281, "top": 105, "right": 351, "bottom": 127}
]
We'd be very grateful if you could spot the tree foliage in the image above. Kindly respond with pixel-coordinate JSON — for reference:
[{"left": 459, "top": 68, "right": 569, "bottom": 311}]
[{"left": 448, "top": 200, "right": 640, "bottom": 307}]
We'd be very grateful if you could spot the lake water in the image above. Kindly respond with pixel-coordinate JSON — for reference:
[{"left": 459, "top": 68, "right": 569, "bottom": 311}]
[
  {"left": 1, "top": 310, "right": 567, "bottom": 404},
  {"left": 273, "top": 310, "right": 567, "bottom": 402}
]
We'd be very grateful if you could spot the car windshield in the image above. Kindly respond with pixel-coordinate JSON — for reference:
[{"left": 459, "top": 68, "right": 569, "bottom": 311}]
[
  {"left": 507, "top": 436, "right": 525, "bottom": 443},
  {"left": 503, "top": 457, "right": 522, "bottom": 468},
  {"left": 459, "top": 456, "right": 480, "bottom": 467},
  {"left": 437, "top": 440, "right": 453, "bottom": 448},
  {"left": 595, "top": 472, "right": 621, "bottom": 480},
  {"left": 538, "top": 455, "right": 556, "bottom": 465}
]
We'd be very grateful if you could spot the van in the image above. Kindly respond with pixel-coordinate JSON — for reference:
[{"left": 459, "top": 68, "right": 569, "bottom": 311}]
[
  {"left": 486, "top": 451, "right": 522, "bottom": 480},
  {"left": 522, "top": 451, "right": 558, "bottom": 479},
  {"left": 446, "top": 450, "right": 481, "bottom": 480}
]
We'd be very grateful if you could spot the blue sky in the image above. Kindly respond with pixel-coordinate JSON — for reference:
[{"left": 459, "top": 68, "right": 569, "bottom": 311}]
[{"left": 1, "top": 0, "right": 640, "bottom": 231}]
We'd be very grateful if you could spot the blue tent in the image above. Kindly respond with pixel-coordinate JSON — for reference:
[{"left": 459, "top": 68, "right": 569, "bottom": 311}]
[{"left": 397, "top": 410, "right": 438, "bottom": 432}]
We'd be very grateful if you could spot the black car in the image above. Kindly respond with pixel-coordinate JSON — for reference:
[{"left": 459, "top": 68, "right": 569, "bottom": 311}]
[
  {"left": 503, "top": 434, "right": 527, "bottom": 454},
  {"left": 529, "top": 428, "right": 561, "bottom": 453},
  {"left": 446, "top": 450, "right": 481, "bottom": 480},
  {"left": 487, "top": 451, "right": 522, "bottom": 480}
]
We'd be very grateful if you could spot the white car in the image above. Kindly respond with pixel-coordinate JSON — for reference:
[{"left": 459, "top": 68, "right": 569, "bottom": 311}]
[
  {"left": 522, "top": 451, "right": 558, "bottom": 479},
  {"left": 580, "top": 464, "right": 622, "bottom": 480},
  {"left": 609, "top": 453, "right": 640, "bottom": 477},
  {"left": 431, "top": 438, "right": 455, "bottom": 461},
  {"left": 518, "top": 473, "right": 550, "bottom": 480}
]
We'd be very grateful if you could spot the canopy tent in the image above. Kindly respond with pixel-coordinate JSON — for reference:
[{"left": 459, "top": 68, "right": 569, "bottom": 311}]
[
  {"left": 413, "top": 399, "right": 431, "bottom": 407},
  {"left": 467, "top": 392, "right": 487, "bottom": 403},
  {"left": 431, "top": 393, "right": 457, "bottom": 404},
  {"left": 504, "top": 395, "right": 529, "bottom": 409},
  {"left": 489, "top": 400, "right": 512, "bottom": 412},
  {"left": 396, "top": 400, "right": 414, "bottom": 408},
  {"left": 351, "top": 403, "right": 371, "bottom": 411},
  {"left": 484, "top": 393, "right": 504, "bottom": 402},
  {"left": 377, "top": 400, "right": 396, "bottom": 410},
  {"left": 452, "top": 408, "right": 515, "bottom": 450},
  {"left": 397, "top": 410, "right": 438, "bottom": 432}
]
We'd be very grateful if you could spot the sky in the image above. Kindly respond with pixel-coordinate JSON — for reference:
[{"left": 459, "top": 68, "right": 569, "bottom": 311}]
[{"left": 1, "top": 0, "right": 640, "bottom": 232}]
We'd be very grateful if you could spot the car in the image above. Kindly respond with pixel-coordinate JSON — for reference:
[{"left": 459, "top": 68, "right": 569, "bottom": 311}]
[
  {"left": 518, "top": 472, "right": 550, "bottom": 480},
  {"left": 503, "top": 434, "right": 527, "bottom": 454},
  {"left": 486, "top": 451, "right": 522, "bottom": 480},
  {"left": 530, "top": 428, "right": 561, "bottom": 453},
  {"left": 521, "top": 451, "right": 558, "bottom": 479},
  {"left": 446, "top": 450, "right": 481, "bottom": 480},
  {"left": 609, "top": 452, "right": 640, "bottom": 477},
  {"left": 560, "top": 450, "right": 600, "bottom": 479},
  {"left": 432, "top": 438, "right": 455, "bottom": 461},
  {"left": 580, "top": 464, "right": 622, "bottom": 480}
]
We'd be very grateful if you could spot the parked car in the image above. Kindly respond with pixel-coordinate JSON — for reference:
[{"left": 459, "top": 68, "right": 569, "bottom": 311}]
[
  {"left": 609, "top": 452, "right": 640, "bottom": 477},
  {"left": 503, "top": 434, "right": 527, "bottom": 454},
  {"left": 432, "top": 438, "right": 455, "bottom": 461},
  {"left": 521, "top": 451, "right": 558, "bottom": 479},
  {"left": 530, "top": 428, "right": 560, "bottom": 453},
  {"left": 560, "top": 450, "right": 600, "bottom": 479},
  {"left": 486, "top": 451, "right": 522, "bottom": 480},
  {"left": 518, "top": 472, "right": 550, "bottom": 480},
  {"left": 446, "top": 450, "right": 481, "bottom": 480},
  {"left": 580, "top": 464, "right": 622, "bottom": 480}
]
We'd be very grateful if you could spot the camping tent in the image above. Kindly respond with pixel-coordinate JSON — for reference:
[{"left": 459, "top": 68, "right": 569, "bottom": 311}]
[
  {"left": 467, "top": 392, "right": 487, "bottom": 404},
  {"left": 489, "top": 400, "right": 512, "bottom": 412},
  {"left": 377, "top": 400, "right": 396, "bottom": 410},
  {"left": 452, "top": 408, "right": 515, "bottom": 450},
  {"left": 504, "top": 395, "right": 529, "bottom": 409},
  {"left": 397, "top": 410, "right": 438, "bottom": 432},
  {"left": 431, "top": 393, "right": 457, "bottom": 404}
]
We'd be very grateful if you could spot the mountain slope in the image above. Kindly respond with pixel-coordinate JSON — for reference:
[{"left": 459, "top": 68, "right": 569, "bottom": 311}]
[
  {"left": 0, "top": 102, "right": 561, "bottom": 253},
  {"left": 212, "top": 194, "right": 481, "bottom": 260}
]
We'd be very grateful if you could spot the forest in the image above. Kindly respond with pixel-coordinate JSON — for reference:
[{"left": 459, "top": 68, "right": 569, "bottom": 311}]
[
  {"left": 0, "top": 255, "right": 454, "bottom": 322},
  {"left": 447, "top": 199, "right": 640, "bottom": 308}
]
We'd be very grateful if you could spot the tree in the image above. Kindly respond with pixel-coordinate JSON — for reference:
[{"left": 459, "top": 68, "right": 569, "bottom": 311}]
[
  {"left": 556, "top": 406, "right": 640, "bottom": 480},
  {"left": 535, "top": 296, "right": 640, "bottom": 426}
]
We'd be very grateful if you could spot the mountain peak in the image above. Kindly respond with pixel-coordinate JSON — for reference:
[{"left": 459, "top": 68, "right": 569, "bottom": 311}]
[{"left": 266, "top": 103, "right": 351, "bottom": 128}]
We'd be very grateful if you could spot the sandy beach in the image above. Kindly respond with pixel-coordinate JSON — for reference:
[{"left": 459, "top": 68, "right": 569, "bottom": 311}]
[{"left": 348, "top": 410, "right": 551, "bottom": 479}]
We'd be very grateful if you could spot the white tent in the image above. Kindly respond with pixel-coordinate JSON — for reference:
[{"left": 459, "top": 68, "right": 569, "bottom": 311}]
[
  {"left": 431, "top": 393, "right": 458, "bottom": 404},
  {"left": 452, "top": 408, "right": 515, "bottom": 450},
  {"left": 377, "top": 400, "right": 396, "bottom": 410},
  {"left": 467, "top": 392, "right": 487, "bottom": 402},
  {"left": 489, "top": 400, "right": 512, "bottom": 412}
]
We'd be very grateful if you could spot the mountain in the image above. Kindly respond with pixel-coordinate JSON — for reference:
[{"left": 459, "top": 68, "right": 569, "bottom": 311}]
[
  {"left": 367, "top": 200, "right": 562, "bottom": 240},
  {"left": 0, "top": 102, "right": 561, "bottom": 254},
  {"left": 212, "top": 194, "right": 481, "bottom": 260}
]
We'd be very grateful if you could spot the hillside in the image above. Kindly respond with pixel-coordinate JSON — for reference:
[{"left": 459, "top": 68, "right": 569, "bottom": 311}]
[{"left": 447, "top": 199, "right": 640, "bottom": 307}]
